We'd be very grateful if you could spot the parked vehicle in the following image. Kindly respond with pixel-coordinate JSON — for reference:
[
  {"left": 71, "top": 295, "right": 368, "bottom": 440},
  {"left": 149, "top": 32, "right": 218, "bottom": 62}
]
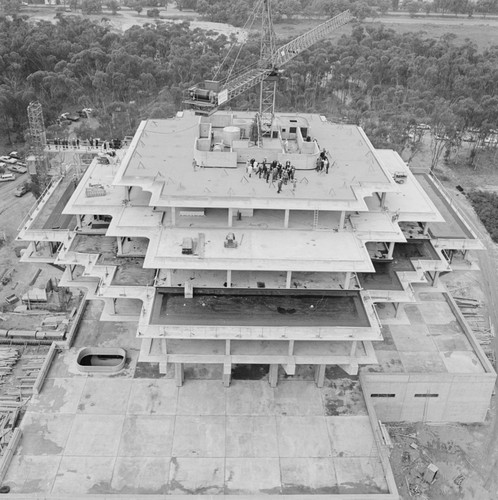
[
  {"left": 14, "top": 184, "right": 29, "bottom": 197},
  {"left": 0, "top": 173, "right": 15, "bottom": 182},
  {"left": 9, "top": 151, "right": 20, "bottom": 159},
  {"left": 7, "top": 164, "right": 27, "bottom": 174}
]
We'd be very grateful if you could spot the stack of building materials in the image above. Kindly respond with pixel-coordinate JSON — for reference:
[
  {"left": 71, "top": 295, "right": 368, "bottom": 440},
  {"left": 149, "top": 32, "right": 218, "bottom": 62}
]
[{"left": 0, "top": 349, "right": 20, "bottom": 379}]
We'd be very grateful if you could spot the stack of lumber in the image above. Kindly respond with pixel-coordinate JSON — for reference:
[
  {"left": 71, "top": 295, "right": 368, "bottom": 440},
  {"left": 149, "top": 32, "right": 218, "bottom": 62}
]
[
  {"left": 0, "top": 405, "right": 20, "bottom": 455},
  {"left": 0, "top": 348, "right": 20, "bottom": 379},
  {"left": 16, "top": 355, "right": 45, "bottom": 398},
  {"left": 454, "top": 296, "right": 495, "bottom": 357}
]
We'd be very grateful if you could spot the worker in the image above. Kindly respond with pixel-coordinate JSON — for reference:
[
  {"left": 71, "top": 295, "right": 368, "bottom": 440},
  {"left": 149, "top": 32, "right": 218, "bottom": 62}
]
[
  {"left": 277, "top": 178, "right": 283, "bottom": 194},
  {"left": 246, "top": 160, "right": 252, "bottom": 177}
]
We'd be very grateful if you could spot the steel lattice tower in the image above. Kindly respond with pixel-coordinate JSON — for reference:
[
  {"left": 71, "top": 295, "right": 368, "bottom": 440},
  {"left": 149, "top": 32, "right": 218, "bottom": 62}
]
[{"left": 27, "top": 101, "right": 49, "bottom": 186}]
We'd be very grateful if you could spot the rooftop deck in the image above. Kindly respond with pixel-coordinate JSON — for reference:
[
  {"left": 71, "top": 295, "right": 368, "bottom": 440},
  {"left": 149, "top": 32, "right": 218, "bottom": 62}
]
[
  {"left": 151, "top": 288, "right": 370, "bottom": 328},
  {"left": 113, "top": 112, "right": 398, "bottom": 210}
]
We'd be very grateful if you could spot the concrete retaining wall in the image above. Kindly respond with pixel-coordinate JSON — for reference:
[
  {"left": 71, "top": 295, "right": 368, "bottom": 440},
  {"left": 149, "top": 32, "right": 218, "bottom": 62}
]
[{"left": 360, "top": 371, "right": 495, "bottom": 423}]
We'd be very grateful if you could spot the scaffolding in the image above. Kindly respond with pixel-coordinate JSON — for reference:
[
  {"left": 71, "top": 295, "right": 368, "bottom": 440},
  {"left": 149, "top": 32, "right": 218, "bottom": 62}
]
[{"left": 27, "top": 101, "right": 49, "bottom": 187}]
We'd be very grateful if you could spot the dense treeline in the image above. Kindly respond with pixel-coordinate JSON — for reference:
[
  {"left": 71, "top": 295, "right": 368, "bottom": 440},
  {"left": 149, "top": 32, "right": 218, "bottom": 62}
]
[
  {"left": 0, "top": 14, "right": 497, "bottom": 169},
  {"left": 192, "top": 0, "right": 498, "bottom": 24}
]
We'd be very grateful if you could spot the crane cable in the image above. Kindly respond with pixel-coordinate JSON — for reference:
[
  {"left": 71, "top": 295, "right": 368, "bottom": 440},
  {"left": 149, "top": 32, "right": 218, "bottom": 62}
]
[{"left": 212, "top": 0, "right": 264, "bottom": 84}]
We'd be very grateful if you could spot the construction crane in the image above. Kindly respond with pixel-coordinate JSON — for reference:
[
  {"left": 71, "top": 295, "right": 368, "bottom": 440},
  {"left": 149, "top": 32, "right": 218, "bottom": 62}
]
[{"left": 183, "top": 1, "right": 353, "bottom": 128}]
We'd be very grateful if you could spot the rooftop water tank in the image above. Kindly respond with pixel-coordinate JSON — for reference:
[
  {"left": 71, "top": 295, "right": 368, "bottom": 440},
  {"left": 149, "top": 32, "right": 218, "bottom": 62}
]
[{"left": 223, "top": 126, "right": 240, "bottom": 146}]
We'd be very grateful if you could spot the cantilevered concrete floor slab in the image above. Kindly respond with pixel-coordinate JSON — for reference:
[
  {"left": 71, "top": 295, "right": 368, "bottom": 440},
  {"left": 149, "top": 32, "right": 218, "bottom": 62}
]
[{"left": 5, "top": 378, "right": 391, "bottom": 497}]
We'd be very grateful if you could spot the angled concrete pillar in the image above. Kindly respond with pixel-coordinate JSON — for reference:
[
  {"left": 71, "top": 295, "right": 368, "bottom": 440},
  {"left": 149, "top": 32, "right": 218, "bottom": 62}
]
[
  {"left": 227, "top": 270, "right": 232, "bottom": 288},
  {"left": 432, "top": 271, "right": 440, "bottom": 286},
  {"left": 314, "top": 364, "right": 326, "bottom": 388},
  {"left": 339, "top": 211, "right": 346, "bottom": 230},
  {"left": 175, "top": 363, "right": 184, "bottom": 387},
  {"left": 269, "top": 364, "right": 278, "bottom": 388},
  {"left": 338, "top": 362, "right": 359, "bottom": 376},
  {"left": 228, "top": 208, "right": 233, "bottom": 227},
  {"left": 111, "top": 298, "right": 116, "bottom": 314},
  {"left": 344, "top": 272, "right": 351, "bottom": 290},
  {"left": 171, "top": 207, "right": 176, "bottom": 226},
  {"left": 76, "top": 214, "right": 82, "bottom": 228},
  {"left": 387, "top": 241, "right": 395, "bottom": 259}
]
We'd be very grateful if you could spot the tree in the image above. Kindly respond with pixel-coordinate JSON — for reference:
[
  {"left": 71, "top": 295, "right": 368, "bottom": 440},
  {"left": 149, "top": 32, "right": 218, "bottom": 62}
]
[
  {"left": 81, "top": 0, "right": 102, "bottom": 13},
  {"left": 133, "top": 3, "right": 143, "bottom": 13},
  {"left": 429, "top": 99, "right": 459, "bottom": 173},
  {"left": 107, "top": 0, "right": 119, "bottom": 14}
]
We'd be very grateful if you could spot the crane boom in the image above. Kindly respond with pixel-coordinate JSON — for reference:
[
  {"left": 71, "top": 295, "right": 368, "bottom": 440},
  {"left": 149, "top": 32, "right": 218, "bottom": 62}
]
[
  {"left": 183, "top": 9, "right": 353, "bottom": 116},
  {"left": 271, "top": 10, "right": 353, "bottom": 68}
]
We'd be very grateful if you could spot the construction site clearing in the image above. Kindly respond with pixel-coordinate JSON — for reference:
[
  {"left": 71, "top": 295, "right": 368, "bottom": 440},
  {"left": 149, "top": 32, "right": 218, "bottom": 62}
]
[{"left": 0, "top": 107, "right": 494, "bottom": 499}]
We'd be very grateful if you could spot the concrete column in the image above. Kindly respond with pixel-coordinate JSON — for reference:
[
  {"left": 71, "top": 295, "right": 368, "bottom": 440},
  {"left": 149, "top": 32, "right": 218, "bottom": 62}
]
[
  {"left": 286, "top": 271, "right": 292, "bottom": 289},
  {"left": 387, "top": 241, "right": 395, "bottom": 259},
  {"left": 423, "top": 222, "right": 429, "bottom": 235},
  {"left": 111, "top": 298, "right": 116, "bottom": 314},
  {"left": 269, "top": 364, "right": 278, "bottom": 388},
  {"left": 314, "top": 364, "right": 326, "bottom": 388},
  {"left": 339, "top": 211, "right": 346, "bottom": 230},
  {"left": 223, "top": 363, "right": 231, "bottom": 387},
  {"left": 344, "top": 272, "right": 351, "bottom": 290},
  {"left": 284, "top": 209, "right": 290, "bottom": 228},
  {"left": 228, "top": 208, "right": 233, "bottom": 227},
  {"left": 175, "top": 363, "right": 184, "bottom": 387},
  {"left": 69, "top": 265, "right": 74, "bottom": 279},
  {"left": 166, "top": 269, "right": 172, "bottom": 286},
  {"left": 76, "top": 214, "right": 82, "bottom": 228},
  {"left": 117, "top": 237, "right": 123, "bottom": 255},
  {"left": 380, "top": 192, "right": 386, "bottom": 208},
  {"left": 159, "top": 340, "right": 167, "bottom": 374},
  {"left": 171, "top": 207, "right": 176, "bottom": 226},
  {"left": 227, "top": 270, "right": 232, "bottom": 288}
]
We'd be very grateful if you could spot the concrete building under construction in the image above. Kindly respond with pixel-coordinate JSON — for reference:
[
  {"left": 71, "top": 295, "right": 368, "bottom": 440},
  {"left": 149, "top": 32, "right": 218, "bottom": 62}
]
[{"left": 17, "top": 110, "right": 495, "bottom": 424}]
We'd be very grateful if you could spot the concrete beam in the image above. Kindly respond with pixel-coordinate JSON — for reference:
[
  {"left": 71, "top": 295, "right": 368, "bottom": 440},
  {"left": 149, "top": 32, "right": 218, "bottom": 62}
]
[
  {"left": 314, "top": 364, "right": 326, "bottom": 388},
  {"left": 269, "top": 364, "right": 278, "bottom": 388},
  {"left": 175, "top": 363, "right": 184, "bottom": 387}
]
